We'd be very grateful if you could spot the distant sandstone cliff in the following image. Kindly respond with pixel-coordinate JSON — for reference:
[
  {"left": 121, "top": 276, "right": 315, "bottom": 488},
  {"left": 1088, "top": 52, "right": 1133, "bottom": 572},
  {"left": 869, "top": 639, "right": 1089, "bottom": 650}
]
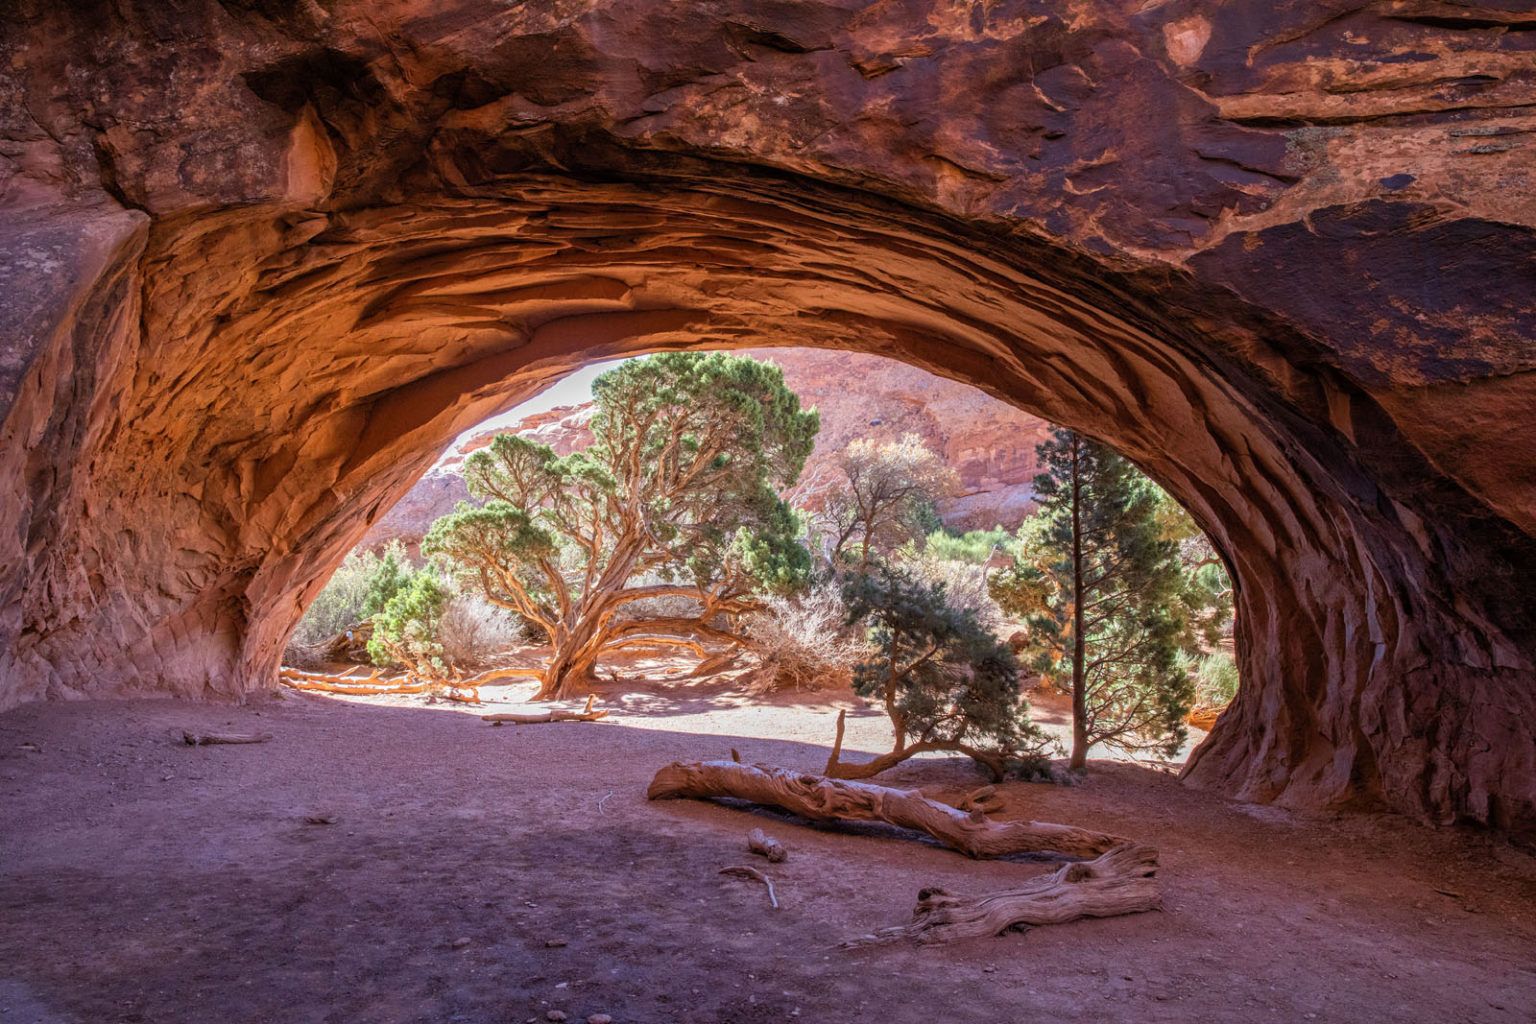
[{"left": 361, "top": 350, "right": 1054, "bottom": 552}]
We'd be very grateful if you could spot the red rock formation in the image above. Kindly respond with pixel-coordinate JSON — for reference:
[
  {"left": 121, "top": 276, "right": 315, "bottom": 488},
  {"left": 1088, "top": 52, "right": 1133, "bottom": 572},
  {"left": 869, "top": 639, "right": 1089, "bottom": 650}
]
[
  {"left": 364, "top": 349, "right": 1050, "bottom": 551},
  {"left": 1, "top": 2, "right": 1533, "bottom": 837}
]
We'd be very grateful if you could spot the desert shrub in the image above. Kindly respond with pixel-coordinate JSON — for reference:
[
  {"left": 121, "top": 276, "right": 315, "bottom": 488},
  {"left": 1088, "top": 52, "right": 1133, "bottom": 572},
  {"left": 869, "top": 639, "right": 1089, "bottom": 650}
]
[
  {"left": 893, "top": 544, "right": 1006, "bottom": 634},
  {"left": 436, "top": 592, "right": 527, "bottom": 671},
  {"left": 367, "top": 567, "right": 452, "bottom": 682},
  {"left": 747, "top": 585, "right": 869, "bottom": 691},
  {"left": 285, "top": 540, "right": 412, "bottom": 666},
  {"left": 1189, "top": 651, "right": 1240, "bottom": 707},
  {"left": 921, "top": 527, "right": 1011, "bottom": 565},
  {"left": 812, "top": 434, "right": 958, "bottom": 569}
]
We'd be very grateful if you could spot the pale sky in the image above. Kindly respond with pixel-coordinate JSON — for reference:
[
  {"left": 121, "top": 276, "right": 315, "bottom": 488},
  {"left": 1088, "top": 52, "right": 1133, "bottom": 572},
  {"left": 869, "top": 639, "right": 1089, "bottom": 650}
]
[{"left": 463, "top": 359, "right": 622, "bottom": 439}]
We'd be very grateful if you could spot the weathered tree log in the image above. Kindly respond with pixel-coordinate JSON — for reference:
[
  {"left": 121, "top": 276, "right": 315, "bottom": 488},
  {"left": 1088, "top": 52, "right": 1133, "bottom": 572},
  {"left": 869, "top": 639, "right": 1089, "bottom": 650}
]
[
  {"left": 280, "top": 664, "right": 542, "bottom": 699},
  {"left": 747, "top": 827, "right": 787, "bottom": 863},
  {"left": 647, "top": 761, "right": 1125, "bottom": 859},
  {"left": 482, "top": 694, "right": 609, "bottom": 725},
  {"left": 458, "top": 666, "right": 545, "bottom": 687},
  {"left": 846, "top": 842, "right": 1161, "bottom": 945},
  {"left": 182, "top": 730, "right": 273, "bottom": 746},
  {"left": 279, "top": 667, "right": 430, "bottom": 695}
]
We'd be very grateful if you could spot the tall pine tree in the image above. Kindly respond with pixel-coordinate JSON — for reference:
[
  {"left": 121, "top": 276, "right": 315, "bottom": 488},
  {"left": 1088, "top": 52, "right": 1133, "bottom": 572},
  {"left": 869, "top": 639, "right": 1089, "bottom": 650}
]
[{"left": 990, "top": 428, "right": 1193, "bottom": 770}]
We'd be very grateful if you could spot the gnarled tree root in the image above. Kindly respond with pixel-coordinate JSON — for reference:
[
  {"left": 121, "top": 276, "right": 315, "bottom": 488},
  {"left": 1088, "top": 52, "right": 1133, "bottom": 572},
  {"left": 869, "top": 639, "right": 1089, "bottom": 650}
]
[
  {"left": 647, "top": 760, "right": 1125, "bottom": 859},
  {"left": 482, "top": 694, "right": 610, "bottom": 725},
  {"left": 845, "top": 843, "right": 1161, "bottom": 945}
]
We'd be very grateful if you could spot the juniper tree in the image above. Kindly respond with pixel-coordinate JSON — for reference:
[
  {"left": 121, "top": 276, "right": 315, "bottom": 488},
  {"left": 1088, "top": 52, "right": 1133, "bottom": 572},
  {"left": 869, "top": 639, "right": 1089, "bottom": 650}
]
[
  {"left": 990, "top": 428, "right": 1194, "bottom": 770},
  {"left": 424, "top": 353, "right": 819, "bottom": 699},
  {"left": 367, "top": 567, "right": 452, "bottom": 684},
  {"left": 824, "top": 566, "right": 1047, "bottom": 781}
]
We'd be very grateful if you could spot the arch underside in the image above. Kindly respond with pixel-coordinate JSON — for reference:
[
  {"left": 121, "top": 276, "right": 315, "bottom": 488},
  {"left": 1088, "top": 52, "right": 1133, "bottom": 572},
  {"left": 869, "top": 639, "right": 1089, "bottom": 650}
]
[{"left": 1, "top": 1, "right": 1533, "bottom": 838}]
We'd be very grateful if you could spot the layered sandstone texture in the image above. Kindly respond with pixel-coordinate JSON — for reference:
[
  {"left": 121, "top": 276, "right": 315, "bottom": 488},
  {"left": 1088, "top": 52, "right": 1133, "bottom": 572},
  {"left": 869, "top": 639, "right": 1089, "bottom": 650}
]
[
  {"left": 363, "top": 348, "right": 1051, "bottom": 551},
  {"left": 0, "top": 1, "right": 1533, "bottom": 837}
]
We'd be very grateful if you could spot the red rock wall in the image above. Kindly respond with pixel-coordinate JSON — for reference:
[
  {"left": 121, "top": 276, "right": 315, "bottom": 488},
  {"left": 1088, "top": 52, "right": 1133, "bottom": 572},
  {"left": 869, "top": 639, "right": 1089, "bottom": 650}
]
[{"left": 0, "top": 1, "right": 1532, "bottom": 837}]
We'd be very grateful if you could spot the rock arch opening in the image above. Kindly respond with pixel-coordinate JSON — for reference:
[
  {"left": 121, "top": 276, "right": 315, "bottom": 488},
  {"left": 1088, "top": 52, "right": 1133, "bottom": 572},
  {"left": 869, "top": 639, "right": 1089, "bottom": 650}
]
[
  {"left": 307, "top": 342, "right": 1241, "bottom": 769},
  {"left": 2, "top": 2, "right": 1532, "bottom": 839}
]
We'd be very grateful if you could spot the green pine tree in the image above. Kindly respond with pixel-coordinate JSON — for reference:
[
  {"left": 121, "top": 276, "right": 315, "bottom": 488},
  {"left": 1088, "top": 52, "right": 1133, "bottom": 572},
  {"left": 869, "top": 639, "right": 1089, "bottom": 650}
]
[{"left": 990, "top": 428, "right": 1194, "bottom": 770}]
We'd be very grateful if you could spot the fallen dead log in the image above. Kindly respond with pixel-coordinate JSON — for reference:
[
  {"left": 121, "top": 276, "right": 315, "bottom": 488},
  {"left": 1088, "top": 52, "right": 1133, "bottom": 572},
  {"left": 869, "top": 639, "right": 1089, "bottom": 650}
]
[
  {"left": 482, "top": 694, "right": 610, "bottom": 725},
  {"left": 458, "top": 666, "right": 545, "bottom": 687},
  {"left": 720, "top": 865, "right": 779, "bottom": 909},
  {"left": 647, "top": 761, "right": 1125, "bottom": 859},
  {"left": 279, "top": 667, "right": 429, "bottom": 696},
  {"left": 845, "top": 843, "right": 1161, "bottom": 945},
  {"left": 748, "top": 827, "right": 787, "bottom": 863},
  {"left": 182, "top": 730, "right": 273, "bottom": 746},
  {"left": 280, "top": 664, "right": 541, "bottom": 699}
]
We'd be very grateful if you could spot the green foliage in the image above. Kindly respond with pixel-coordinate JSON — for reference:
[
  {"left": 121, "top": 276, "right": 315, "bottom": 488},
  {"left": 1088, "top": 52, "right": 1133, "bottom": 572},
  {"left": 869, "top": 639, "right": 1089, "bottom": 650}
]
[
  {"left": 367, "top": 566, "right": 452, "bottom": 681},
  {"left": 991, "top": 428, "right": 1194, "bottom": 764},
  {"left": 1153, "top": 494, "right": 1235, "bottom": 654},
  {"left": 360, "top": 542, "right": 413, "bottom": 619},
  {"left": 841, "top": 566, "right": 1049, "bottom": 776},
  {"left": 426, "top": 352, "right": 820, "bottom": 696},
  {"left": 816, "top": 433, "right": 958, "bottom": 569},
  {"left": 286, "top": 540, "right": 413, "bottom": 662},
  {"left": 1187, "top": 651, "right": 1240, "bottom": 707},
  {"left": 921, "top": 527, "right": 1012, "bottom": 565}
]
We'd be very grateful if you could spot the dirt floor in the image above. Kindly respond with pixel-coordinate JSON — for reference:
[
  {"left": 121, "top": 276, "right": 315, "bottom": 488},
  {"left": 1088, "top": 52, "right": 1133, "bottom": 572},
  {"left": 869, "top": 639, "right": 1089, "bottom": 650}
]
[{"left": 2, "top": 671, "right": 1534, "bottom": 1024}]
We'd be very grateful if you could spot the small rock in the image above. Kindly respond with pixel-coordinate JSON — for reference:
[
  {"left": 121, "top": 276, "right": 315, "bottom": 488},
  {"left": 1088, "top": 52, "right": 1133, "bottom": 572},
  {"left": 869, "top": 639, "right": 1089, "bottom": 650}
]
[
  {"left": 450, "top": 937, "right": 471, "bottom": 949},
  {"left": 546, "top": 1012, "right": 567, "bottom": 1022},
  {"left": 587, "top": 1015, "right": 612, "bottom": 1024},
  {"left": 544, "top": 938, "right": 568, "bottom": 948},
  {"left": 304, "top": 814, "right": 338, "bottom": 825}
]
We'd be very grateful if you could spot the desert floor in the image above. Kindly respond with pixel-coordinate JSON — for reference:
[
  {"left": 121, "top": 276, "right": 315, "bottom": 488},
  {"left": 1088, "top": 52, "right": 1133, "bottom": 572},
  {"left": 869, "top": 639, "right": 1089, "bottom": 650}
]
[{"left": 2, "top": 669, "right": 1533, "bottom": 1024}]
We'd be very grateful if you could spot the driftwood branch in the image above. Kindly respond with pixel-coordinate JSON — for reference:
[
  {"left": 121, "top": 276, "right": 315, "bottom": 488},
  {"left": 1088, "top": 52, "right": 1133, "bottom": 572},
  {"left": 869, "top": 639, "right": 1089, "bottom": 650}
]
[
  {"left": 280, "top": 664, "right": 543, "bottom": 698},
  {"left": 182, "top": 730, "right": 272, "bottom": 746},
  {"left": 748, "top": 827, "right": 787, "bottom": 863},
  {"left": 720, "top": 865, "right": 779, "bottom": 909},
  {"left": 845, "top": 843, "right": 1161, "bottom": 945},
  {"left": 482, "top": 694, "right": 610, "bottom": 725},
  {"left": 279, "top": 667, "right": 428, "bottom": 695},
  {"left": 647, "top": 760, "right": 1125, "bottom": 859}
]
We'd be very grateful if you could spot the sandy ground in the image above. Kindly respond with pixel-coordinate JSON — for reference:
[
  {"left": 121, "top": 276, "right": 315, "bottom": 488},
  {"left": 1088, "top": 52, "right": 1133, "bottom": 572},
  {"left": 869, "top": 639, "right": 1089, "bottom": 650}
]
[{"left": 2, "top": 673, "right": 1534, "bottom": 1024}]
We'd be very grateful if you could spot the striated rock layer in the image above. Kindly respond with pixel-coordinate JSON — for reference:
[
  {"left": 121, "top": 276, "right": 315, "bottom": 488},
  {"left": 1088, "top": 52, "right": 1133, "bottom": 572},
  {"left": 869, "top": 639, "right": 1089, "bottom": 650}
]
[
  {"left": 0, "top": 2, "right": 1533, "bottom": 837},
  {"left": 363, "top": 348, "right": 1051, "bottom": 552}
]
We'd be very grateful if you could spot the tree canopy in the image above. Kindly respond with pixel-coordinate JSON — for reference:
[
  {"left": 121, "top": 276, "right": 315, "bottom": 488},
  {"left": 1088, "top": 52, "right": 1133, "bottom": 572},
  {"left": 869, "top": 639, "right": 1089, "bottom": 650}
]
[
  {"left": 424, "top": 352, "right": 820, "bottom": 698},
  {"left": 825, "top": 566, "right": 1048, "bottom": 780},
  {"left": 991, "top": 428, "right": 1194, "bottom": 769},
  {"left": 814, "top": 433, "right": 957, "bottom": 569}
]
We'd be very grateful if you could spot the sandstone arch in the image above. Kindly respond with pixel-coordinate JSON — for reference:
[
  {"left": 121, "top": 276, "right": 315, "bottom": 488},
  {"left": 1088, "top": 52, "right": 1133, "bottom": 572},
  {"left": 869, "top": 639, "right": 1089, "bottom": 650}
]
[{"left": 1, "top": 2, "right": 1532, "bottom": 838}]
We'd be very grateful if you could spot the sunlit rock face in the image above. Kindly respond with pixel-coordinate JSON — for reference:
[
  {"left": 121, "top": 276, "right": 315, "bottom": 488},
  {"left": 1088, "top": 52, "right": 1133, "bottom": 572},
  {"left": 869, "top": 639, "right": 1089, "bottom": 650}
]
[
  {"left": 363, "top": 348, "right": 1052, "bottom": 552},
  {"left": 0, "top": 1, "right": 1533, "bottom": 837}
]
